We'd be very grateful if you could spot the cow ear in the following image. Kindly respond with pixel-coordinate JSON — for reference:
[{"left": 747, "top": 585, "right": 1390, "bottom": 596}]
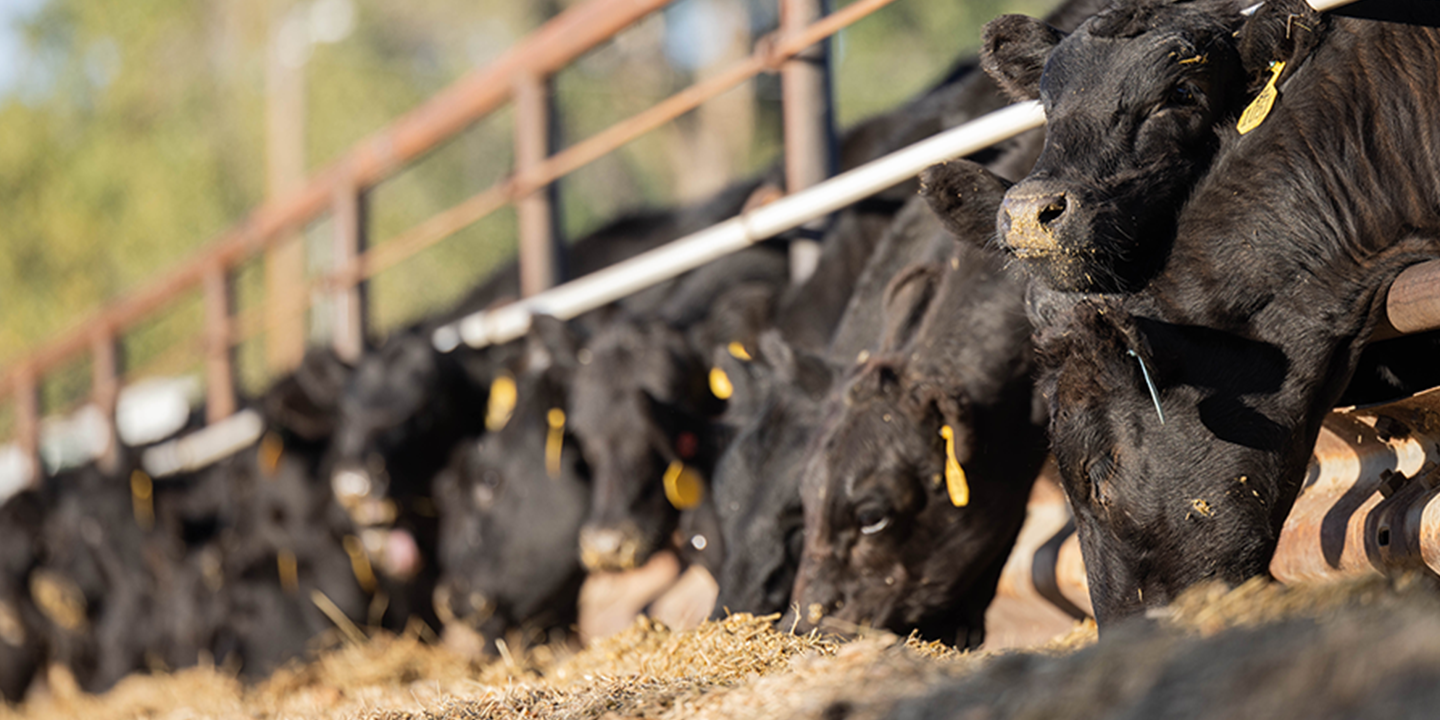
[
  {"left": 1237, "top": 0, "right": 1328, "bottom": 85},
  {"left": 262, "top": 348, "right": 352, "bottom": 440},
  {"left": 525, "top": 314, "right": 580, "bottom": 375},
  {"left": 760, "top": 330, "right": 834, "bottom": 400},
  {"left": 879, "top": 262, "right": 943, "bottom": 352},
  {"left": 982, "top": 14, "right": 1066, "bottom": 101},
  {"left": 920, "top": 159, "right": 1011, "bottom": 248}
]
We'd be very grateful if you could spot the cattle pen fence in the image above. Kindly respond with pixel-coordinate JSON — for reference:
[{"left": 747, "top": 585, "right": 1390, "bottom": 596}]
[
  {"left": 0, "top": 0, "right": 905, "bottom": 481},
  {"left": 5, "top": 0, "right": 1440, "bottom": 592}
]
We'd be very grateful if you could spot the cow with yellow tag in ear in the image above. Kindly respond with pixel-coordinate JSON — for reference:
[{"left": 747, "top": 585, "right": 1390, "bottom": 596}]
[
  {"left": 432, "top": 315, "right": 592, "bottom": 655},
  {"left": 789, "top": 168, "right": 1048, "bottom": 650}
]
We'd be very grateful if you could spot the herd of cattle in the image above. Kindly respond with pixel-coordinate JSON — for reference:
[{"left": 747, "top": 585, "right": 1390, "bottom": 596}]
[{"left": 3, "top": 0, "right": 1440, "bottom": 704}]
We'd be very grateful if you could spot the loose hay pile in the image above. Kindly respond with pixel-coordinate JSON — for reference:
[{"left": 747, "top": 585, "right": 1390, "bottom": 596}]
[{"left": 6, "top": 577, "right": 1440, "bottom": 720}]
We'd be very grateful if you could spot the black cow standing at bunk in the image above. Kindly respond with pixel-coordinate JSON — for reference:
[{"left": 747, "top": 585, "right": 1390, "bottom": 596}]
[{"left": 953, "top": 0, "right": 1440, "bottom": 623}]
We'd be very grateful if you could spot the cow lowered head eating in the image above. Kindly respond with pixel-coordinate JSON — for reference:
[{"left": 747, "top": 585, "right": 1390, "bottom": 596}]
[
  {"left": 788, "top": 167, "right": 1047, "bottom": 648},
  {"left": 968, "top": 0, "right": 1440, "bottom": 624},
  {"left": 432, "top": 316, "right": 589, "bottom": 653}
]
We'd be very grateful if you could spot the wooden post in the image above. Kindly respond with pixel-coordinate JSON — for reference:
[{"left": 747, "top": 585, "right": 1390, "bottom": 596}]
[
  {"left": 90, "top": 328, "right": 120, "bottom": 471},
  {"left": 203, "top": 263, "right": 237, "bottom": 424},
  {"left": 264, "top": 6, "right": 309, "bottom": 375},
  {"left": 332, "top": 173, "right": 367, "bottom": 363},
  {"left": 780, "top": 0, "right": 837, "bottom": 284},
  {"left": 514, "top": 71, "right": 559, "bottom": 296},
  {"left": 13, "top": 366, "right": 40, "bottom": 486}
]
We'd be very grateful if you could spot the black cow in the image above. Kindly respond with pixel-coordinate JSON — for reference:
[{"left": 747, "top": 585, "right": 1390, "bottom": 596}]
[
  {"left": 0, "top": 490, "right": 45, "bottom": 702},
  {"left": 973, "top": 0, "right": 1440, "bottom": 623},
  {"left": 708, "top": 332, "right": 837, "bottom": 617},
  {"left": 787, "top": 169, "right": 1047, "bottom": 648},
  {"left": 568, "top": 315, "right": 729, "bottom": 573},
  {"left": 708, "top": 0, "right": 1114, "bottom": 621},
  {"left": 431, "top": 317, "right": 590, "bottom": 652}
]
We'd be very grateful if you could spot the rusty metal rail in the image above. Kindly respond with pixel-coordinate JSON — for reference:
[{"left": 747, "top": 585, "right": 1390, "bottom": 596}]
[{"left": 0, "top": 0, "right": 907, "bottom": 479}]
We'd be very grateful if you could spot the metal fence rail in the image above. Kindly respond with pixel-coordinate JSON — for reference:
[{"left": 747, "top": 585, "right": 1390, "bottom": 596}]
[{"left": 0, "top": 0, "right": 903, "bottom": 480}]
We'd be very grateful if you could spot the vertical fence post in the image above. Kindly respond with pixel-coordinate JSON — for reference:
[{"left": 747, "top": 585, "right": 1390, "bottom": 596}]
[
  {"left": 14, "top": 366, "right": 40, "bottom": 486},
  {"left": 780, "top": 0, "right": 837, "bottom": 284},
  {"left": 332, "top": 172, "right": 367, "bottom": 363},
  {"left": 90, "top": 327, "right": 120, "bottom": 472},
  {"left": 203, "top": 262, "right": 237, "bottom": 424},
  {"left": 264, "top": 8, "right": 309, "bottom": 376},
  {"left": 514, "top": 70, "right": 559, "bottom": 296}
]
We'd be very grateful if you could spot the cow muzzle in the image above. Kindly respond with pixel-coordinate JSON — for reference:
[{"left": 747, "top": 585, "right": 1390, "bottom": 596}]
[
  {"left": 998, "top": 187, "right": 1072, "bottom": 257},
  {"left": 579, "top": 522, "right": 644, "bottom": 572}
]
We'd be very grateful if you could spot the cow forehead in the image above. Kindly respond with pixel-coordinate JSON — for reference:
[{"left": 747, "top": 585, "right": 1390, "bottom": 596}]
[{"left": 1045, "top": 29, "right": 1204, "bottom": 98}]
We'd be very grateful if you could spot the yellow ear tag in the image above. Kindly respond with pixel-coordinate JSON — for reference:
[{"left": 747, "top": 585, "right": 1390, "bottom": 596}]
[
  {"left": 485, "top": 374, "right": 518, "bottom": 431},
  {"left": 258, "top": 431, "right": 284, "bottom": 478},
  {"left": 130, "top": 470, "right": 154, "bottom": 531},
  {"left": 342, "top": 534, "right": 378, "bottom": 594},
  {"left": 727, "top": 342, "right": 752, "bottom": 361},
  {"left": 1237, "top": 60, "right": 1285, "bottom": 135},
  {"left": 709, "top": 367, "right": 734, "bottom": 400},
  {"left": 545, "top": 408, "right": 566, "bottom": 480},
  {"left": 939, "top": 425, "right": 969, "bottom": 507},
  {"left": 663, "top": 461, "right": 705, "bottom": 510}
]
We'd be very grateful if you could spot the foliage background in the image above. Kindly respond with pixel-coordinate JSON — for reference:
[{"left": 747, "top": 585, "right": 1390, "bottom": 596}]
[{"left": 0, "top": 0, "right": 1050, "bottom": 424}]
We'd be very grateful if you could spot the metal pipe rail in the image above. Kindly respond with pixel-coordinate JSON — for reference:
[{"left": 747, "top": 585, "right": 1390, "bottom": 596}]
[
  {"left": 0, "top": 0, "right": 906, "bottom": 478},
  {"left": 434, "top": 100, "right": 1049, "bottom": 350}
]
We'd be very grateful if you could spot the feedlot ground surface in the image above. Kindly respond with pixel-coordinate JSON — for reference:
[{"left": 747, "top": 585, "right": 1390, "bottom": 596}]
[{"left": 5, "top": 576, "right": 1440, "bottom": 720}]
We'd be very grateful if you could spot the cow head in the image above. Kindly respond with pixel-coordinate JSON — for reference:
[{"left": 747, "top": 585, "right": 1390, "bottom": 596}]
[
  {"left": 790, "top": 241, "right": 1046, "bottom": 647},
  {"left": 432, "top": 317, "right": 588, "bottom": 647},
  {"left": 983, "top": 0, "right": 1268, "bottom": 291},
  {"left": 1037, "top": 297, "right": 1302, "bottom": 623},
  {"left": 710, "top": 332, "right": 836, "bottom": 617},
  {"left": 569, "top": 318, "right": 723, "bottom": 572}
]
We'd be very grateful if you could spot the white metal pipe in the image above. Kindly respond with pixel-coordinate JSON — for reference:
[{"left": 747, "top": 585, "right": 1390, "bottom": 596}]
[
  {"left": 1307, "top": 0, "right": 1361, "bottom": 11},
  {"left": 431, "top": 0, "right": 1367, "bottom": 354},
  {"left": 433, "top": 100, "right": 1046, "bottom": 352}
]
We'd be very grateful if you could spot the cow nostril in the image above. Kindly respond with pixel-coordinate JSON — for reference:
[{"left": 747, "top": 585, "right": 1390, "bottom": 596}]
[{"left": 1038, "top": 195, "right": 1067, "bottom": 227}]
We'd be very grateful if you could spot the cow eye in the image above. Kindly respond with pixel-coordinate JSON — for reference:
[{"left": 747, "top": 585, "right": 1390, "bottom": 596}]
[
  {"left": 858, "top": 507, "right": 890, "bottom": 536},
  {"left": 1166, "top": 83, "right": 1198, "bottom": 107}
]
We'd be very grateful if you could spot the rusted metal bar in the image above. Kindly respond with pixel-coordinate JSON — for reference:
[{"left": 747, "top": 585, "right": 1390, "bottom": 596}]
[
  {"left": 0, "top": 0, "right": 676, "bottom": 401},
  {"left": 319, "top": 0, "right": 900, "bottom": 299},
  {"left": 90, "top": 328, "right": 120, "bottom": 471},
  {"left": 0, "top": 0, "right": 904, "bottom": 405},
  {"left": 514, "top": 71, "right": 558, "bottom": 297},
  {"left": 1271, "top": 387, "right": 1440, "bottom": 582},
  {"left": 781, "top": 0, "right": 837, "bottom": 284},
  {"left": 203, "top": 264, "right": 236, "bottom": 425},
  {"left": 439, "top": 100, "right": 1048, "bottom": 350},
  {"left": 332, "top": 173, "right": 367, "bottom": 364}
]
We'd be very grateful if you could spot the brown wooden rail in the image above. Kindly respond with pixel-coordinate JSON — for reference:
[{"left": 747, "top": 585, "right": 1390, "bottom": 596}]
[{"left": 0, "top": 0, "right": 900, "bottom": 477}]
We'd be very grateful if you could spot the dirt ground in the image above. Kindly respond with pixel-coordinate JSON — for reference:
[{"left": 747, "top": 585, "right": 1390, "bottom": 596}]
[{"left": 4, "top": 574, "right": 1438, "bottom": 720}]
